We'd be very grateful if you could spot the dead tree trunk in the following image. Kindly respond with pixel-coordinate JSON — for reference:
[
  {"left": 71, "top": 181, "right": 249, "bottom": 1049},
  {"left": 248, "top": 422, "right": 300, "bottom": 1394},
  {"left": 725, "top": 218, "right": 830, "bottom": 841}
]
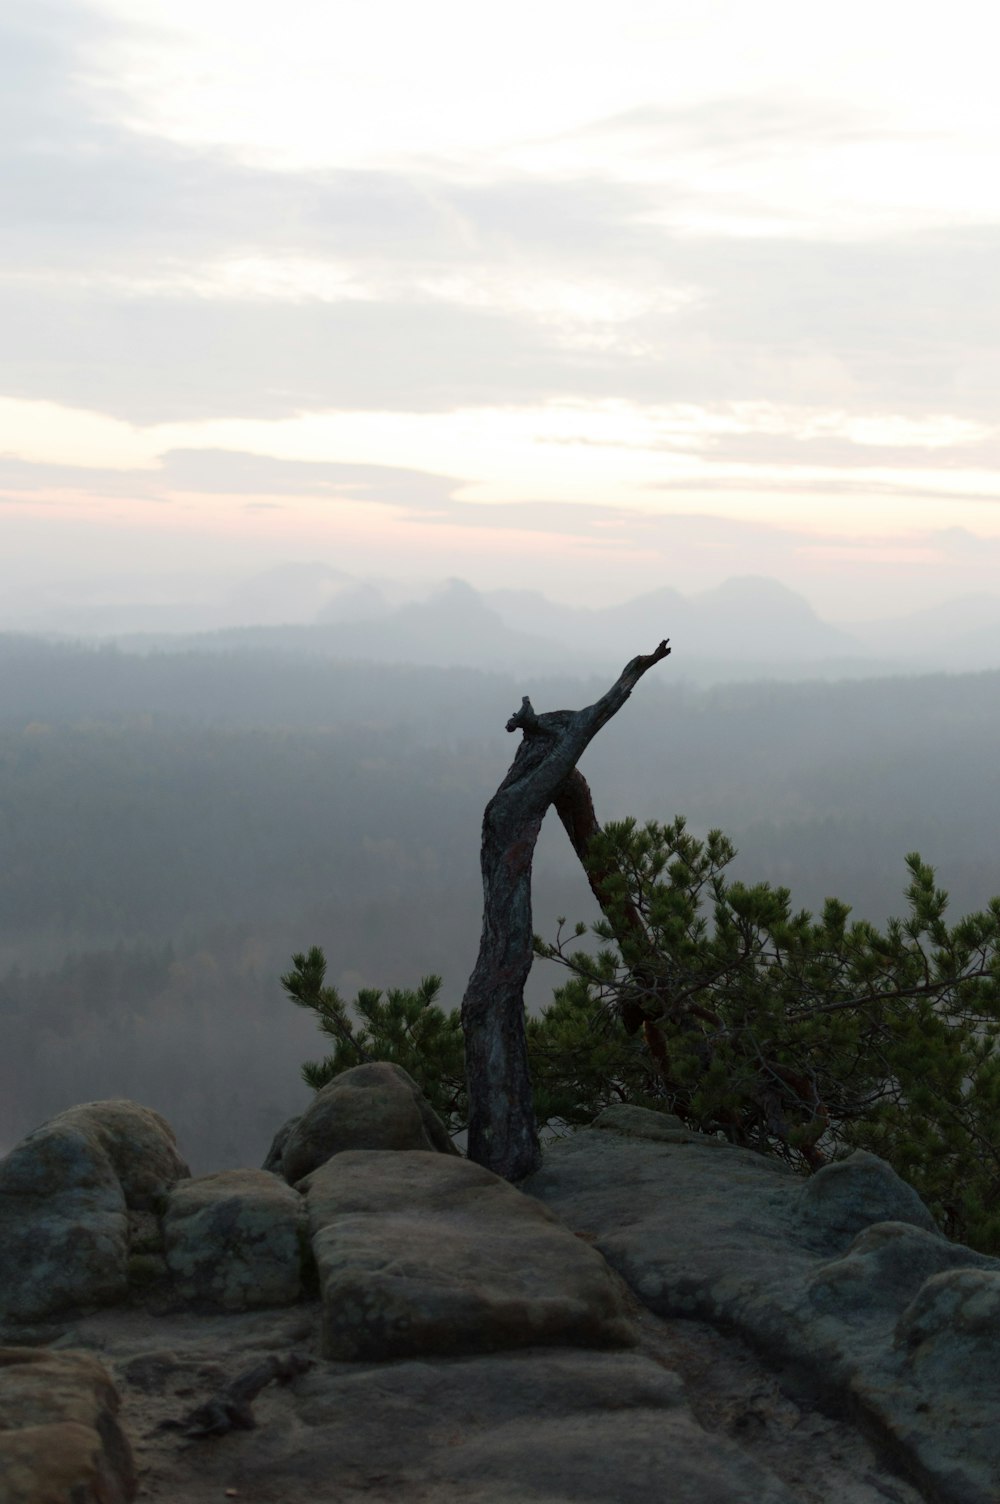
[{"left": 461, "top": 641, "right": 670, "bottom": 1181}]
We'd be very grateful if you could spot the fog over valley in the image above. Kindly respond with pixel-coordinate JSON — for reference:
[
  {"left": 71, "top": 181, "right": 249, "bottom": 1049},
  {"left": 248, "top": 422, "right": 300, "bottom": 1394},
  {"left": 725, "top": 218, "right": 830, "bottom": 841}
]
[
  {"left": 2, "top": 598, "right": 999, "bottom": 1168},
  {"left": 7, "top": 564, "right": 1000, "bottom": 679}
]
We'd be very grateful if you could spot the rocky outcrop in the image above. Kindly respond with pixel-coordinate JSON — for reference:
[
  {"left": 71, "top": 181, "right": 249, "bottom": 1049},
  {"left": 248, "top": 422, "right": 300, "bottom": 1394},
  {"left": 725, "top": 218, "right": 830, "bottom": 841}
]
[
  {"left": 3, "top": 1088, "right": 999, "bottom": 1503},
  {"left": 525, "top": 1112, "right": 1000, "bottom": 1504},
  {"left": 303, "top": 1149, "right": 635, "bottom": 1359},
  {"left": 278, "top": 1061, "right": 459, "bottom": 1183},
  {"left": 0, "top": 1100, "right": 189, "bottom": 1326},
  {"left": 0, "top": 1346, "right": 136, "bottom": 1503},
  {"left": 163, "top": 1169, "right": 310, "bottom": 1311}
]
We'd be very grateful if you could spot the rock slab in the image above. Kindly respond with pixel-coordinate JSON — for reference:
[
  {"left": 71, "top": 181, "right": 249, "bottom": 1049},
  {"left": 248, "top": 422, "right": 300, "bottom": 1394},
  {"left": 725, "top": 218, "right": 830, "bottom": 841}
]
[
  {"left": 526, "top": 1121, "right": 1000, "bottom": 1504},
  {"left": 0, "top": 1346, "right": 136, "bottom": 1504},
  {"left": 303, "top": 1149, "right": 636, "bottom": 1360},
  {"left": 285, "top": 1347, "right": 801, "bottom": 1504},
  {"left": 76, "top": 1307, "right": 803, "bottom": 1504}
]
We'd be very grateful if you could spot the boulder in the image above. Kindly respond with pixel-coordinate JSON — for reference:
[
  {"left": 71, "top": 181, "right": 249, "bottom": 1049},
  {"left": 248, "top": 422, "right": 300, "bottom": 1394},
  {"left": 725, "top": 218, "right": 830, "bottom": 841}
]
[
  {"left": 0, "top": 1125, "right": 128, "bottom": 1326},
  {"left": 280, "top": 1062, "right": 459, "bottom": 1183},
  {"left": 43, "top": 1101, "right": 189, "bottom": 1208},
  {"left": 795, "top": 1149, "right": 939, "bottom": 1252},
  {"left": 303, "top": 1149, "right": 635, "bottom": 1360},
  {"left": 526, "top": 1126, "right": 1000, "bottom": 1504},
  {"left": 0, "top": 1346, "right": 136, "bottom": 1503},
  {"left": 262, "top": 1113, "right": 300, "bottom": 1173},
  {"left": 0, "top": 1100, "right": 188, "bottom": 1328},
  {"left": 163, "top": 1169, "right": 310, "bottom": 1311}
]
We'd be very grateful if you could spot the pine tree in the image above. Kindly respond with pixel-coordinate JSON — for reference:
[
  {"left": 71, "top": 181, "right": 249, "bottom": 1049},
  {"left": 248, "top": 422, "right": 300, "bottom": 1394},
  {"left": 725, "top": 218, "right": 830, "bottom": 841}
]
[{"left": 284, "top": 823, "right": 1000, "bottom": 1252}]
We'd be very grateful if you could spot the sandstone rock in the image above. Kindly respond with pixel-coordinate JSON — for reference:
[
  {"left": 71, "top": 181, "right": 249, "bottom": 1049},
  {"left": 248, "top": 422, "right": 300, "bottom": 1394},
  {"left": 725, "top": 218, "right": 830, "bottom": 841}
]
[
  {"left": 303, "top": 1149, "right": 635, "bottom": 1359},
  {"left": 849, "top": 1265, "right": 1000, "bottom": 1503},
  {"left": 795, "top": 1149, "right": 939, "bottom": 1252},
  {"left": 86, "top": 1305, "right": 801, "bottom": 1504},
  {"left": 163, "top": 1169, "right": 309, "bottom": 1311},
  {"left": 280, "top": 1062, "right": 459, "bottom": 1183},
  {"left": 0, "top": 1125, "right": 128, "bottom": 1327},
  {"left": 808, "top": 1219, "right": 995, "bottom": 1317},
  {"left": 2, "top": 1089, "right": 991, "bottom": 1503},
  {"left": 286, "top": 1347, "right": 800, "bottom": 1504},
  {"left": 898, "top": 1264, "right": 1000, "bottom": 1353},
  {"left": 46, "top": 1101, "right": 189, "bottom": 1208},
  {"left": 526, "top": 1126, "right": 1000, "bottom": 1504},
  {"left": 592, "top": 1103, "right": 752, "bottom": 1147},
  {"left": 262, "top": 1113, "right": 300, "bottom": 1174},
  {"left": 0, "top": 1100, "right": 188, "bottom": 1328},
  {"left": 0, "top": 1346, "right": 135, "bottom": 1503}
]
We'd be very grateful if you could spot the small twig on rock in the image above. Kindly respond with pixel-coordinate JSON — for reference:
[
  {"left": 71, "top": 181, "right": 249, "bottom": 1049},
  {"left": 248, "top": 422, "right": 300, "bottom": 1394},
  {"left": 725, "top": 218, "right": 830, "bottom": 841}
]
[{"left": 159, "top": 1352, "right": 313, "bottom": 1440}]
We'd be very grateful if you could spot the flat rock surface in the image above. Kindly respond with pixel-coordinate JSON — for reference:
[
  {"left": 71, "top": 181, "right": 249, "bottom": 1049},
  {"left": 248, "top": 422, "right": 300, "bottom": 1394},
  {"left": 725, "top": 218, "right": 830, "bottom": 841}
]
[
  {"left": 43, "top": 1303, "right": 927, "bottom": 1504},
  {"left": 302, "top": 1149, "right": 635, "bottom": 1359},
  {"left": 525, "top": 1126, "right": 1000, "bottom": 1504}
]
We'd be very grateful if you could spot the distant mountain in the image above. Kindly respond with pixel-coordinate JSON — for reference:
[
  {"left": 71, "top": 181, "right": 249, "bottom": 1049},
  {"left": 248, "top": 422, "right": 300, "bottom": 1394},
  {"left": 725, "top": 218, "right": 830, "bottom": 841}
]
[
  {"left": 225, "top": 563, "right": 390, "bottom": 626},
  {"left": 319, "top": 579, "right": 565, "bottom": 669},
  {"left": 32, "top": 565, "right": 1000, "bottom": 682},
  {"left": 843, "top": 594, "right": 1000, "bottom": 670},
  {"left": 484, "top": 586, "right": 688, "bottom": 663},
  {"left": 107, "top": 575, "right": 887, "bottom": 680},
  {"left": 683, "top": 577, "right": 862, "bottom": 660},
  {"left": 487, "top": 577, "right": 863, "bottom": 668},
  {"left": 116, "top": 578, "right": 567, "bottom": 671}
]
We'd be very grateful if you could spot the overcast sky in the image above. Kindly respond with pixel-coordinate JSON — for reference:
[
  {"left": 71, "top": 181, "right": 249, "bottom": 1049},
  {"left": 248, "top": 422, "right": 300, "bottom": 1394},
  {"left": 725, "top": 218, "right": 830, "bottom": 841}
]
[{"left": 3, "top": 0, "right": 1000, "bottom": 620}]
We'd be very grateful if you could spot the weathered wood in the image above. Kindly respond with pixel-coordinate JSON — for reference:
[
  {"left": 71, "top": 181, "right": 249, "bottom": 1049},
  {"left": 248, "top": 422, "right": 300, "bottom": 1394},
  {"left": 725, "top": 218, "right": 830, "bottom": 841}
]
[
  {"left": 553, "top": 769, "right": 652, "bottom": 1036},
  {"left": 553, "top": 768, "right": 723, "bottom": 1034},
  {"left": 461, "top": 642, "right": 670, "bottom": 1180},
  {"left": 161, "top": 1353, "right": 312, "bottom": 1439}
]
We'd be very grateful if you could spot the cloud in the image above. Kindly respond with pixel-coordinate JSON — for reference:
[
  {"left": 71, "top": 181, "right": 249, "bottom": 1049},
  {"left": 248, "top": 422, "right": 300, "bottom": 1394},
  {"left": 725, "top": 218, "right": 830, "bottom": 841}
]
[
  {"left": 4, "top": 0, "right": 1000, "bottom": 509},
  {"left": 694, "top": 427, "right": 1000, "bottom": 474},
  {"left": 160, "top": 449, "right": 464, "bottom": 506},
  {"left": 5, "top": 219, "right": 1000, "bottom": 427},
  {"left": 0, "top": 447, "right": 464, "bottom": 509}
]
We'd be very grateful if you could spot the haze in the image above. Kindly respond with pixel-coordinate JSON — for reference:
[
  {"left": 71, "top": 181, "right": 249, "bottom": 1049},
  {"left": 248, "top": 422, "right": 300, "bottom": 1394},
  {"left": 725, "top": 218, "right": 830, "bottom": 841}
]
[{"left": 4, "top": 3, "right": 1000, "bottom": 1171}]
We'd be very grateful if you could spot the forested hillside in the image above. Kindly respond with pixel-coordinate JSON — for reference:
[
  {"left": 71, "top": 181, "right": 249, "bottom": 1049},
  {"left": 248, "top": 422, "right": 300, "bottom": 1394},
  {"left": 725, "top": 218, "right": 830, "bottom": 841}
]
[{"left": 3, "top": 634, "right": 998, "bottom": 1168}]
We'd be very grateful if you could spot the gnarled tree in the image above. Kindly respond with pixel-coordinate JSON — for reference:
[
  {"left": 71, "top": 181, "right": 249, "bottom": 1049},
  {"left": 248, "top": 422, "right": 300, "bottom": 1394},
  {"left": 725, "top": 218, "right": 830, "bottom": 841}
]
[{"left": 461, "top": 641, "right": 670, "bottom": 1180}]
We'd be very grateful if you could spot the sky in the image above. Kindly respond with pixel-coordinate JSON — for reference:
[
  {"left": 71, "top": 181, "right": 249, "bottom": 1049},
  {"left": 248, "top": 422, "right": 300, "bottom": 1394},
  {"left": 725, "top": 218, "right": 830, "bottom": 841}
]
[{"left": 3, "top": 0, "right": 1000, "bottom": 623}]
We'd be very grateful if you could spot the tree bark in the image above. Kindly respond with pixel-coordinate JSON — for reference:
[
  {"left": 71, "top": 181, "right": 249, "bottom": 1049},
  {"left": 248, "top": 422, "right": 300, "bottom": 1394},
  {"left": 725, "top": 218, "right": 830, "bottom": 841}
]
[
  {"left": 552, "top": 769, "right": 723, "bottom": 1034},
  {"left": 461, "top": 642, "right": 670, "bottom": 1180},
  {"left": 552, "top": 770, "right": 654, "bottom": 1035}
]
